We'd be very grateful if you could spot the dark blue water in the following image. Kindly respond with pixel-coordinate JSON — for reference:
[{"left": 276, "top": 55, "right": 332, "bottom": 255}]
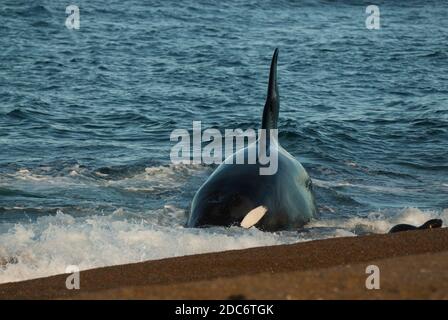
[{"left": 0, "top": 0, "right": 447, "bottom": 282}]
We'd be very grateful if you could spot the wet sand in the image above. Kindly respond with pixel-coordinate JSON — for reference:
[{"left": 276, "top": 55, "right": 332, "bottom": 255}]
[{"left": 0, "top": 228, "right": 447, "bottom": 299}]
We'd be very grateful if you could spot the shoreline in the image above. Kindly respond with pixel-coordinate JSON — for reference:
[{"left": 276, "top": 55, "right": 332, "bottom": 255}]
[{"left": 0, "top": 228, "right": 447, "bottom": 299}]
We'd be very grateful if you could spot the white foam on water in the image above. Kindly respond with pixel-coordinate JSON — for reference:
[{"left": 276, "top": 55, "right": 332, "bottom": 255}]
[
  {"left": 1, "top": 163, "right": 207, "bottom": 187},
  {"left": 0, "top": 207, "right": 446, "bottom": 284},
  {"left": 0, "top": 209, "right": 299, "bottom": 284},
  {"left": 313, "top": 178, "right": 413, "bottom": 194},
  {"left": 308, "top": 207, "right": 448, "bottom": 234}
]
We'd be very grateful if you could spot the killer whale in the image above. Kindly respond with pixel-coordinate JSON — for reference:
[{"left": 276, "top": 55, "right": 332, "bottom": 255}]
[{"left": 187, "top": 48, "right": 317, "bottom": 231}]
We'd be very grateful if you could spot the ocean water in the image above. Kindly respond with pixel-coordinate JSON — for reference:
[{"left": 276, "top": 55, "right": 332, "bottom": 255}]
[{"left": 1, "top": 0, "right": 447, "bottom": 283}]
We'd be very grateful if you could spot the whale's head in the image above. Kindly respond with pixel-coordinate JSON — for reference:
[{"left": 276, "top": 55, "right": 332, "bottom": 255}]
[
  {"left": 187, "top": 165, "right": 268, "bottom": 228},
  {"left": 188, "top": 192, "right": 257, "bottom": 228}
]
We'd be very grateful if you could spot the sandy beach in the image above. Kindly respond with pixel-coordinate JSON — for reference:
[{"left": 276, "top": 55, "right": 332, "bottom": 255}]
[{"left": 0, "top": 228, "right": 447, "bottom": 299}]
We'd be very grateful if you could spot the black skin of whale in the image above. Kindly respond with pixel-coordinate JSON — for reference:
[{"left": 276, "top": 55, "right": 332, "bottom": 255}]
[
  {"left": 389, "top": 219, "right": 443, "bottom": 233},
  {"left": 187, "top": 49, "right": 317, "bottom": 231}
]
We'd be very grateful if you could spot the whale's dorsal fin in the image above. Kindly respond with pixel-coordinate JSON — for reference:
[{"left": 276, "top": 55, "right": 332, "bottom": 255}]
[{"left": 261, "top": 48, "right": 279, "bottom": 130}]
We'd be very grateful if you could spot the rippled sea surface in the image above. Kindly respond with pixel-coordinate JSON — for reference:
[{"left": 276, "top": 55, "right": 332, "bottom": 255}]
[{"left": 1, "top": 0, "right": 447, "bottom": 282}]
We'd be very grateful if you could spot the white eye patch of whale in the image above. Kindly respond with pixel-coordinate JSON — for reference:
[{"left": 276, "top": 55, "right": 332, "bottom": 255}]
[{"left": 240, "top": 205, "right": 268, "bottom": 229}]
